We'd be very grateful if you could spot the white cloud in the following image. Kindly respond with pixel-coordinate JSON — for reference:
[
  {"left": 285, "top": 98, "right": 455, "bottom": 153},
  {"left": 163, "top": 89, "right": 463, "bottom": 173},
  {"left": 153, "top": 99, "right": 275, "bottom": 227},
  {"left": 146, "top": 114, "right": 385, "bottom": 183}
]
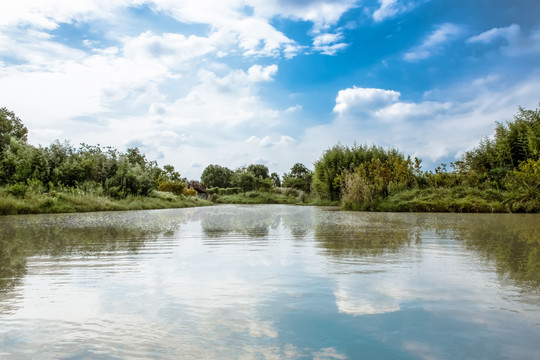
[
  {"left": 373, "top": 0, "right": 399, "bottom": 22},
  {"left": 467, "top": 24, "right": 540, "bottom": 57},
  {"left": 251, "top": 0, "right": 358, "bottom": 32},
  {"left": 313, "top": 32, "right": 344, "bottom": 46},
  {"left": 122, "top": 31, "right": 225, "bottom": 67},
  {"left": 372, "top": 0, "right": 422, "bottom": 22},
  {"left": 333, "top": 87, "right": 400, "bottom": 114},
  {"left": 246, "top": 135, "right": 296, "bottom": 148},
  {"left": 156, "top": 64, "right": 281, "bottom": 129},
  {"left": 0, "top": 0, "right": 130, "bottom": 29},
  {"left": 404, "top": 23, "right": 462, "bottom": 61},
  {"left": 301, "top": 76, "right": 540, "bottom": 168},
  {"left": 312, "top": 32, "right": 349, "bottom": 55},
  {"left": 467, "top": 23, "right": 520, "bottom": 45},
  {"left": 248, "top": 64, "right": 278, "bottom": 82},
  {"left": 149, "top": 0, "right": 359, "bottom": 57},
  {"left": 0, "top": 1, "right": 309, "bottom": 60}
]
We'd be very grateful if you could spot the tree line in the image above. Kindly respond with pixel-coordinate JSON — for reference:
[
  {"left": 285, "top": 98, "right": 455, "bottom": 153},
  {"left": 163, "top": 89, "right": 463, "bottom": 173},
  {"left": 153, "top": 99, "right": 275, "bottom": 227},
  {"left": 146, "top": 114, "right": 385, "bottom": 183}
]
[
  {"left": 0, "top": 107, "right": 192, "bottom": 199},
  {"left": 199, "top": 104, "right": 539, "bottom": 212},
  {"left": 2, "top": 104, "right": 539, "bottom": 212},
  {"left": 200, "top": 162, "right": 313, "bottom": 196}
]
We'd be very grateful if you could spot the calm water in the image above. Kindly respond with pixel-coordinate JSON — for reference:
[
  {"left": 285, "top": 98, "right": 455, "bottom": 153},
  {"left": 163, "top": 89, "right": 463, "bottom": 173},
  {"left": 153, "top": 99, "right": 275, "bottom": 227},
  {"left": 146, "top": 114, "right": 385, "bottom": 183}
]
[{"left": 1, "top": 205, "right": 539, "bottom": 359}]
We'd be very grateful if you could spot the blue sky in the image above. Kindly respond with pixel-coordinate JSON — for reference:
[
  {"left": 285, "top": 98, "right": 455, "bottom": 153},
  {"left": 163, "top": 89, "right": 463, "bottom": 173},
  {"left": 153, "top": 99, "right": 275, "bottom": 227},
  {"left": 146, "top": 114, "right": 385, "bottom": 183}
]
[{"left": 1, "top": 0, "right": 539, "bottom": 179}]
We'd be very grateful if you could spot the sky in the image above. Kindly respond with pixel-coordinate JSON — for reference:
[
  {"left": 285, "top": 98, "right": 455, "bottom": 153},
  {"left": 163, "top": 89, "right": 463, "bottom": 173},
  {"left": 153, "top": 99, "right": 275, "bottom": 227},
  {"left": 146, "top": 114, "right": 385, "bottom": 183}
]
[{"left": 1, "top": 0, "right": 540, "bottom": 180}]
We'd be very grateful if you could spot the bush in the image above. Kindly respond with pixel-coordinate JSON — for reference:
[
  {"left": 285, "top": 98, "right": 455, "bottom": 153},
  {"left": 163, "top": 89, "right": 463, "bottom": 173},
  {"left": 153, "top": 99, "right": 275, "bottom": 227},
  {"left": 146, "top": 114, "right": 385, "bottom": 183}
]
[
  {"left": 183, "top": 187, "right": 198, "bottom": 197},
  {"left": 157, "top": 180, "right": 186, "bottom": 195},
  {"left": 39, "top": 197, "right": 58, "bottom": 209},
  {"left": 8, "top": 183, "right": 28, "bottom": 198}
]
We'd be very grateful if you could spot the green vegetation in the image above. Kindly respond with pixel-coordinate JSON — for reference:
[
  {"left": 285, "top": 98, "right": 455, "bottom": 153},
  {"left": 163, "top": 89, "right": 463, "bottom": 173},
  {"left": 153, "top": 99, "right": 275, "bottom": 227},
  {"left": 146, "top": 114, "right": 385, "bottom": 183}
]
[
  {"left": 210, "top": 187, "right": 332, "bottom": 206},
  {"left": 203, "top": 104, "right": 540, "bottom": 213},
  {"left": 2, "top": 104, "right": 539, "bottom": 214},
  {"left": 0, "top": 107, "right": 210, "bottom": 215},
  {"left": 201, "top": 164, "right": 234, "bottom": 188},
  {"left": 0, "top": 187, "right": 211, "bottom": 215},
  {"left": 319, "top": 104, "right": 540, "bottom": 213},
  {"left": 282, "top": 163, "right": 313, "bottom": 193}
]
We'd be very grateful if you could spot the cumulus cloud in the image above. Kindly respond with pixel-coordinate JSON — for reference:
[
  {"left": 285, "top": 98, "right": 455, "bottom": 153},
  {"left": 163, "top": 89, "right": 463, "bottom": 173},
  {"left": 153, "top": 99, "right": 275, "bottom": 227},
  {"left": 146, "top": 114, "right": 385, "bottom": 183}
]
[
  {"left": 301, "top": 76, "right": 540, "bottom": 168},
  {"left": 0, "top": 0, "right": 339, "bottom": 60},
  {"left": 404, "top": 23, "right": 462, "bottom": 61},
  {"left": 333, "top": 87, "right": 400, "bottom": 115},
  {"left": 122, "top": 31, "right": 226, "bottom": 67},
  {"left": 248, "top": 64, "right": 278, "bottom": 82},
  {"left": 155, "top": 64, "right": 280, "bottom": 129},
  {"left": 149, "top": 0, "right": 360, "bottom": 57}
]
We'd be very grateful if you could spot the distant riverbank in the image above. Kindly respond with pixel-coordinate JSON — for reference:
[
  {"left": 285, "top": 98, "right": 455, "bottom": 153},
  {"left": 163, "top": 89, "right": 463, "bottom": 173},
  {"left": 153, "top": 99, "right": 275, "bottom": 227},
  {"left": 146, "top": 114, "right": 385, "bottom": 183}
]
[{"left": 2, "top": 186, "right": 534, "bottom": 216}]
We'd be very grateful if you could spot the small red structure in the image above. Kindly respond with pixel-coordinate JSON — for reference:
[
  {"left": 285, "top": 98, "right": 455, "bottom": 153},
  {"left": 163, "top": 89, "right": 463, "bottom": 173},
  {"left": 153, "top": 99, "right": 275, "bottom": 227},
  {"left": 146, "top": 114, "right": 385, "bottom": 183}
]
[{"left": 187, "top": 181, "right": 207, "bottom": 198}]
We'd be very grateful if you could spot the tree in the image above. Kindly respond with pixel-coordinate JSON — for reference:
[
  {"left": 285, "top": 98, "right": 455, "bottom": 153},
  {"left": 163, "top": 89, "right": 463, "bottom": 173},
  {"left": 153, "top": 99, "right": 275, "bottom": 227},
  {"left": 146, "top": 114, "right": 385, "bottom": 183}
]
[
  {"left": 464, "top": 104, "right": 540, "bottom": 182},
  {"left": 232, "top": 167, "right": 256, "bottom": 195},
  {"left": 0, "top": 108, "right": 28, "bottom": 153},
  {"left": 201, "top": 164, "right": 233, "bottom": 188},
  {"left": 340, "top": 156, "right": 415, "bottom": 210},
  {"left": 282, "top": 163, "right": 312, "bottom": 193},
  {"left": 270, "top": 172, "right": 281, "bottom": 187},
  {"left": 247, "top": 164, "right": 270, "bottom": 179},
  {"left": 162, "top": 164, "right": 181, "bottom": 182},
  {"left": 126, "top": 147, "right": 148, "bottom": 170},
  {"left": 312, "top": 144, "right": 401, "bottom": 200}
]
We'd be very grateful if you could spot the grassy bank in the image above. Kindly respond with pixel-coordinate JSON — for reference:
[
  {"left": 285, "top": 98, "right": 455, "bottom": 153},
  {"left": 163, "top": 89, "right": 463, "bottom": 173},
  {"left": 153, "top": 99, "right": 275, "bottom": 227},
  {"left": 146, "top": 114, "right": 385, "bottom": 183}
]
[
  {"left": 376, "top": 186, "right": 506, "bottom": 213},
  {"left": 0, "top": 188, "right": 212, "bottom": 215},
  {"left": 210, "top": 189, "right": 339, "bottom": 207},
  {"left": 209, "top": 187, "right": 526, "bottom": 213},
  {"left": 2, "top": 185, "right": 535, "bottom": 215},
  {"left": 341, "top": 186, "right": 539, "bottom": 213}
]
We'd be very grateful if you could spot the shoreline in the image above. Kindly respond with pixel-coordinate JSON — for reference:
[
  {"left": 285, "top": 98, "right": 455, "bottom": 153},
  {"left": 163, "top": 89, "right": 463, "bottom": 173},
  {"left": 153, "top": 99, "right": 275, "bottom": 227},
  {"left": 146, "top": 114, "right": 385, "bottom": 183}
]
[{"left": 2, "top": 189, "right": 537, "bottom": 216}]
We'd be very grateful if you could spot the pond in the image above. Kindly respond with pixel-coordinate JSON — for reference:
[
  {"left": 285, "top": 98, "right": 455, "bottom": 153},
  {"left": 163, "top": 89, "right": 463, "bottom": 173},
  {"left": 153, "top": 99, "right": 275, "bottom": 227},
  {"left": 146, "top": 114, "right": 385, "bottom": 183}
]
[{"left": 1, "top": 205, "right": 539, "bottom": 359}]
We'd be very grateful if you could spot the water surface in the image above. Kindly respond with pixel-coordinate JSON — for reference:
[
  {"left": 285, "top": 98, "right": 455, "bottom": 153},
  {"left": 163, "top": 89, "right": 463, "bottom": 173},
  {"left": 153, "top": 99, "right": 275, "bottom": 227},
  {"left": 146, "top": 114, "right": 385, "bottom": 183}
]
[{"left": 1, "top": 205, "right": 539, "bottom": 359}]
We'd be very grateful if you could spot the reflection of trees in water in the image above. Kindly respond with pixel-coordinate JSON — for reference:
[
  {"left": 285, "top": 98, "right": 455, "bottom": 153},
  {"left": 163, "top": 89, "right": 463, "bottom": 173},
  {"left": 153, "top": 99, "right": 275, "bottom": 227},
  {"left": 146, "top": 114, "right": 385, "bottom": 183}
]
[
  {"left": 2, "top": 206, "right": 539, "bottom": 297},
  {"left": 313, "top": 211, "right": 423, "bottom": 258},
  {"left": 0, "top": 210, "right": 190, "bottom": 293},
  {"left": 200, "top": 205, "right": 281, "bottom": 239},
  {"left": 314, "top": 210, "right": 540, "bottom": 291},
  {"left": 199, "top": 205, "right": 317, "bottom": 241},
  {"left": 447, "top": 214, "right": 540, "bottom": 291},
  {"left": 279, "top": 206, "right": 315, "bottom": 239}
]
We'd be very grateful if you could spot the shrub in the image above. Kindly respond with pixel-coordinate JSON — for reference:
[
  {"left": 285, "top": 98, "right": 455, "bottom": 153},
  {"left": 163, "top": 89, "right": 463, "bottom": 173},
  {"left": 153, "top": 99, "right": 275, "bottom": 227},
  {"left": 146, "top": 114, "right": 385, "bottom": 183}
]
[
  {"left": 8, "top": 183, "right": 27, "bottom": 198},
  {"left": 157, "top": 180, "right": 186, "bottom": 195},
  {"left": 183, "top": 187, "right": 198, "bottom": 197}
]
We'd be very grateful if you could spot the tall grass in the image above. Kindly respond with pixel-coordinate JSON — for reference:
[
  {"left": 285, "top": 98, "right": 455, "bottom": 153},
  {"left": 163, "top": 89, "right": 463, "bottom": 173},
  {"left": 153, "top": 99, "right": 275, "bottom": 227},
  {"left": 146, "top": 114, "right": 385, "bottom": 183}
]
[
  {"left": 0, "top": 187, "right": 211, "bottom": 215},
  {"left": 372, "top": 186, "right": 507, "bottom": 213}
]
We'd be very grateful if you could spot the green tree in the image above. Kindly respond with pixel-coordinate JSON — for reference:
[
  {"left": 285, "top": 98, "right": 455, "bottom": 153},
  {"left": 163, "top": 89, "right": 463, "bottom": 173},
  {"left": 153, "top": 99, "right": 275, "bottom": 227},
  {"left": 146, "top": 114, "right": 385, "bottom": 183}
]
[
  {"left": 201, "top": 164, "right": 233, "bottom": 188},
  {"left": 312, "top": 144, "right": 402, "bottom": 201},
  {"left": 247, "top": 164, "right": 270, "bottom": 179},
  {"left": 0, "top": 108, "right": 28, "bottom": 153},
  {"left": 126, "top": 147, "right": 148, "bottom": 170},
  {"left": 270, "top": 172, "right": 281, "bottom": 187},
  {"left": 341, "top": 155, "right": 415, "bottom": 210},
  {"left": 464, "top": 104, "right": 540, "bottom": 182},
  {"left": 282, "top": 163, "right": 312, "bottom": 193},
  {"left": 232, "top": 167, "right": 256, "bottom": 195},
  {"left": 504, "top": 158, "right": 540, "bottom": 212}
]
